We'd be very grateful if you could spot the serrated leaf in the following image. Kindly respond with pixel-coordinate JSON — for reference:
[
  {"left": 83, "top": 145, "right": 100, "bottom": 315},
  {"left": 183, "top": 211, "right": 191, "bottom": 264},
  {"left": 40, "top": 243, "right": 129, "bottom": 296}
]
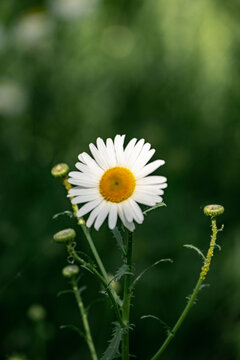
[
  {"left": 112, "top": 227, "right": 126, "bottom": 255},
  {"left": 143, "top": 202, "right": 167, "bottom": 216},
  {"left": 130, "top": 258, "right": 173, "bottom": 290},
  {"left": 111, "top": 264, "right": 133, "bottom": 284},
  {"left": 140, "top": 315, "right": 172, "bottom": 335},
  {"left": 100, "top": 322, "right": 124, "bottom": 360},
  {"left": 60, "top": 325, "right": 86, "bottom": 340},
  {"left": 183, "top": 244, "right": 206, "bottom": 261},
  {"left": 57, "top": 289, "right": 74, "bottom": 297},
  {"left": 52, "top": 210, "right": 73, "bottom": 219}
]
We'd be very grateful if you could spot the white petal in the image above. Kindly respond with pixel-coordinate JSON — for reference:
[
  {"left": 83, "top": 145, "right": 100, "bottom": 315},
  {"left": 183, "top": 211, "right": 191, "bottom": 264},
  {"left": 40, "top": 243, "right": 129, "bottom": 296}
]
[
  {"left": 106, "top": 138, "right": 117, "bottom": 167},
  {"left": 132, "top": 192, "right": 163, "bottom": 206},
  {"left": 89, "top": 143, "right": 108, "bottom": 170},
  {"left": 132, "top": 148, "right": 155, "bottom": 173},
  {"left": 81, "top": 152, "right": 104, "bottom": 176},
  {"left": 108, "top": 203, "right": 118, "bottom": 229},
  {"left": 135, "top": 160, "right": 165, "bottom": 179},
  {"left": 77, "top": 198, "right": 102, "bottom": 217},
  {"left": 137, "top": 176, "right": 167, "bottom": 185},
  {"left": 68, "top": 187, "right": 99, "bottom": 197},
  {"left": 129, "top": 199, "right": 144, "bottom": 224},
  {"left": 96, "top": 137, "right": 112, "bottom": 168},
  {"left": 127, "top": 138, "right": 145, "bottom": 167},
  {"left": 86, "top": 201, "right": 105, "bottom": 227},
  {"left": 68, "top": 171, "right": 98, "bottom": 181},
  {"left": 135, "top": 185, "right": 164, "bottom": 196},
  {"left": 114, "top": 134, "right": 125, "bottom": 165},
  {"left": 117, "top": 203, "right": 135, "bottom": 231},
  {"left": 68, "top": 178, "right": 97, "bottom": 187},
  {"left": 94, "top": 202, "right": 111, "bottom": 230},
  {"left": 71, "top": 193, "right": 101, "bottom": 204},
  {"left": 122, "top": 200, "right": 134, "bottom": 222},
  {"left": 123, "top": 138, "right": 137, "bottom": 160}
]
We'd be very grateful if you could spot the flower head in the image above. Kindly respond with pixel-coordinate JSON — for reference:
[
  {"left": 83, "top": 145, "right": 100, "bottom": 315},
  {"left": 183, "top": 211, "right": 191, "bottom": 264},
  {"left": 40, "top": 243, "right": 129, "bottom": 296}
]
[{"left": 68, "top": 135, "right": 167, "bottom": 231}]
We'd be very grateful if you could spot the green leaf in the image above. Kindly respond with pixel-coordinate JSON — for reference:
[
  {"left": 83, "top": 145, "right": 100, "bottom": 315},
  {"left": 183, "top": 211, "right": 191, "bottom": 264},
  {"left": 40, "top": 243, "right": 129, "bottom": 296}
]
[
  {"left": 183, "top": 244, "right": 206, "bottom": 261},
  {"left": 112, "top": 227, "right": 126, "bottom": 255},
  {"left": 52, "top": 210, "right": 73, "bottom": 219},
  {"left": 57, "top": 289, "right": 74, "bottom": 297},
  {"left": 130, "top": 258, "right": 173, "bottom": 290},
  {"left": 100, "top": 322, "right": 124, "bottom": 360},
  {"left": 140, "top": 315, "right": 172, "bottom": 335},
  {"left": 111, "top": 264, "right": 133, "bottom": 283},
  {"left": 143, "top": 202, "right": 167, "bottom": 216},
  {"left": 60, "top": 325, "right": 86, "bottom": 340}
]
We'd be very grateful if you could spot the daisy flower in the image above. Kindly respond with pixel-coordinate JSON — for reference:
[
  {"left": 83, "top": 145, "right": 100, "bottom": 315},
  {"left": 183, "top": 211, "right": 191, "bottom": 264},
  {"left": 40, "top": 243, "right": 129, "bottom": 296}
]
[{"left": 68, "top": 135, "right": 167, "bottom": 231}]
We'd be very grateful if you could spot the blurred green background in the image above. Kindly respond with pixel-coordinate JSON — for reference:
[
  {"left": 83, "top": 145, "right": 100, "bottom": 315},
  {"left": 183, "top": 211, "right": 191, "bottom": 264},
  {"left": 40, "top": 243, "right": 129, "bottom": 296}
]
[{"left": 1, "top": 0, "right": 240, "bottom": 359}]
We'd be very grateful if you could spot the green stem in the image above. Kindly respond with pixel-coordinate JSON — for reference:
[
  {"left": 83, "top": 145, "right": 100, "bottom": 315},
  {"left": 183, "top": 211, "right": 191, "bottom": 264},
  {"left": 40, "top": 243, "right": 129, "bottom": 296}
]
[
  {"left": 68, "top": 246, "right": 124, "bottom": 327},
  {"left": 150, "top": 276, "right": 203, "bottom": 360},
  {"left": 121, "top": 231, "right": 133, "bottom": 360},
  {"left": 150, "top": 216, "right": 219, "bottom": 360},
  {"left": 72, "top": 278, "right": 98, "bottom": 360}
]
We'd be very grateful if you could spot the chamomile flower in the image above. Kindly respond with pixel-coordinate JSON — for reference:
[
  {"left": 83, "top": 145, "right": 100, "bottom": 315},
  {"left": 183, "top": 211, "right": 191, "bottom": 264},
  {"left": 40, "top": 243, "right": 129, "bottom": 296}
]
[{"left": 68, "top": 135, "right": 167, "bottom": 231}]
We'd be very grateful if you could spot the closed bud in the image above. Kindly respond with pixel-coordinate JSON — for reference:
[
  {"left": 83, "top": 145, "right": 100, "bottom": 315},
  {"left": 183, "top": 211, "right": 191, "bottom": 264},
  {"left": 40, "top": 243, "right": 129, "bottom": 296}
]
[
  {"left": 54, "top": 228, "right": 76, "bottom": 244},
  {"left": 62, "top": 265, "right": 80, "bottom": 278},
  {"left": 27, "top": 304, "right": 46, "bottom": 321},
  {"left": 203, "top": 204, "right": 224, "bottom": 217},
  {"left": 51, "top": 163, "right": 69, "bottom": 178}
]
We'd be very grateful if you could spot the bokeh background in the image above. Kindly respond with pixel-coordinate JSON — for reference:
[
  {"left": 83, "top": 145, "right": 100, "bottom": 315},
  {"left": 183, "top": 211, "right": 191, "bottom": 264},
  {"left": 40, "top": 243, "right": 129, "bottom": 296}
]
[{"left": 1, "top": 0, "right": 240, "bottom": 359}]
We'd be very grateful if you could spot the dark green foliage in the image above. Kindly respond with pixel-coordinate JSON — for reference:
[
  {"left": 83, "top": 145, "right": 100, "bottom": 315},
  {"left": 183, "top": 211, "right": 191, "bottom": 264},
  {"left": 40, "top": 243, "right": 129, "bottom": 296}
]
[{"left": 0, "top": 0, "right": 240, "bottom": 359}]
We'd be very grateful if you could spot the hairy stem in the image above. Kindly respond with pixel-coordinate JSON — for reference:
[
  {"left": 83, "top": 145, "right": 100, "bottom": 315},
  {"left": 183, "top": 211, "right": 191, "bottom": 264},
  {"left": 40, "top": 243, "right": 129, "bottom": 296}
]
[
  {"left": 121, "top": 231, "right": 133, "bottom": 360},
  {"left": 68, "top": 245, "right": 124, "bottom": 327},
  {"left": 71, "top": 277, "right": 98, "bottom": 360},
  {"left": 150, "top": 216, "right": 219, "bottom": 360}
]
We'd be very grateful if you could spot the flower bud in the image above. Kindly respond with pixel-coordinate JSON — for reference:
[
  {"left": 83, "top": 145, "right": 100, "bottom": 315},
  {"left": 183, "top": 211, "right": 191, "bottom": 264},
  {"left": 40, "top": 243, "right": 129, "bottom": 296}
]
[
  {"left": 203, "top": 204, "right": 224, "bottom": 217},
  {"left": 27, "top": 304, "right": 46, "bottom": 321},
  {"left": 51, "top": 163, "right": 69, "bottom": 178},
  {"left": 62, "top": 265, "right": 80, "bottom": 278},
  {"left": 53, "top": 228, "right": 76, "bottom": 244},
  {"left": 7, "top": 356, "right": 27, "bottom": 360}
]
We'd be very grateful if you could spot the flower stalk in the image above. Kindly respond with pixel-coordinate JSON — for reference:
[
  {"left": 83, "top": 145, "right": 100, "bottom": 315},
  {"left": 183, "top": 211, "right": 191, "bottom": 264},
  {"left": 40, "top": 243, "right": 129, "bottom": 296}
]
[
  {"left": 121, "top": 231, "right": 133, "bottom": 360},
  {"left": 150, "top": 210, "right": 223, "bottom": 360},
  {"left": 71, "top": 277, "right": 98, "bottom": 360}
]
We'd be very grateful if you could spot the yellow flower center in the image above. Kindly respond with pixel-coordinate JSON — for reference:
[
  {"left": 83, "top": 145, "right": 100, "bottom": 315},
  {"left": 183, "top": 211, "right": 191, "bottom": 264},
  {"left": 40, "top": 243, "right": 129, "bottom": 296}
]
[{"left": 99, "top": 166, "right": 136, "bottom": 203}]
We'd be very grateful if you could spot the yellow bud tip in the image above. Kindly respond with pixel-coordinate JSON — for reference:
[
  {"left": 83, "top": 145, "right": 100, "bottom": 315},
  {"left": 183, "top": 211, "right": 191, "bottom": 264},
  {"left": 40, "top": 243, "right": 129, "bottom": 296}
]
[
  {"left": 51, "top": 163, "right": 69, "bottom": 178},
  {"left": 203, "top": 204, "right": 224, "bottom": 217},
  {"left": 62, "top": 265, "right": 80, "bottom": 278},
  {"left": 53, "top": 228, "right": 76, "bottom": 244}
]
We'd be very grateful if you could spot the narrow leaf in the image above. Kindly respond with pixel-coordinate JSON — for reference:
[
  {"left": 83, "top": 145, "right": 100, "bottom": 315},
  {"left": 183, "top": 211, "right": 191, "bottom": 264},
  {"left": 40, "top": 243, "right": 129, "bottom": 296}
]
[
  {"left": 112, "top": 227, "right": 126, "bottom": 254},
  {"left": 57, "top": 289, "right": 74, "bottom": 297},
  {"left": 183, "top": 244, "right": 206, "bottom": 261},
  {"left": 60, "top": 325, "right": 86, "bottom": 340},
  {"left": 140, "top": 315, "right": 172, "bottom": 335},
  {"left": 143, "top": 202, "right": 167, "bottom": 215},
  {"left": 52, "top": 210, "right": 73, "bottom": 219},
  {"left": 130, "top": 258, "right": 173, "bottom": 290},
  {"left": 100, "top": 322, "right": 123, "bottom": 360}
]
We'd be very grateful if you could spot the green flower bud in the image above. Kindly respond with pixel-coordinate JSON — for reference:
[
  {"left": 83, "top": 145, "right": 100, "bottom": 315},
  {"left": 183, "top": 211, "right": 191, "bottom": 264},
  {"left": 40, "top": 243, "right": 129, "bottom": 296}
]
[
  {"left": 51, "top": 163, "right": 69, "bottom": 178},
  {"left": 203, "top": 204, "right": 224, "bottom": 217},
  {"left": 62, "top": 265, "right": 80, "bottom": 278},
  {"left": 54, "top": 228, "right": 76, "bottom": 244},
  {"left": 27, "top": 304, "right": 46, "bottom": 321}
]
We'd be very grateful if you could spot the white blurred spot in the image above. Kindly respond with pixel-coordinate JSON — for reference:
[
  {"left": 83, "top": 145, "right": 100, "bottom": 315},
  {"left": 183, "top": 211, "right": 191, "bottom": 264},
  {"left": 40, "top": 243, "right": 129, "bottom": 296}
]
[
  {"left": 12, "top": 11, "right": 52, "bottom": 49},
  {"left": 101, "top": 26, "right": 135, "bottom": 58},
  {"left": 50, "top": 0, "right": 98, "bottom": 20},
  {"left": 0, "top": 81, "right": 28, "bottom": 116}
]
